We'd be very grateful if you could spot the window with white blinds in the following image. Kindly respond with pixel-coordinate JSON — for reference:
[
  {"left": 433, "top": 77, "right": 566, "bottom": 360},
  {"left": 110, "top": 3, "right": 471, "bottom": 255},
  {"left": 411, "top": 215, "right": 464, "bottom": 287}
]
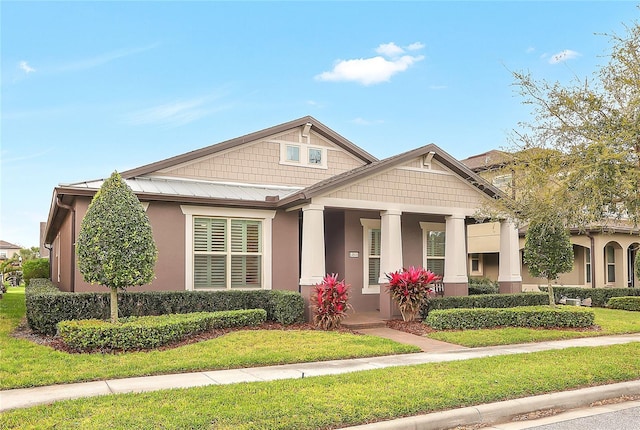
[
  {"left": 361, "top": 218, "right": 382, "bottom": 294},
  {"left": 194, "top": 217, "right": 262, "bottom": 289},
  {"left": 425, "top": 230, "right": 445, "bottom": 276},
  {"left": 368, "top": 228, "right": 381, "bottom": 285}
]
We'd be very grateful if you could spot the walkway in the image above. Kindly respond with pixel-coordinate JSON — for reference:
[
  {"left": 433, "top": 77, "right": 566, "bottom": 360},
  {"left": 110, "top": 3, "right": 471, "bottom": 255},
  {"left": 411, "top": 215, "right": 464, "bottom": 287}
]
[{"left": 2, "top": 333, "right": 639, "bottom": 413}]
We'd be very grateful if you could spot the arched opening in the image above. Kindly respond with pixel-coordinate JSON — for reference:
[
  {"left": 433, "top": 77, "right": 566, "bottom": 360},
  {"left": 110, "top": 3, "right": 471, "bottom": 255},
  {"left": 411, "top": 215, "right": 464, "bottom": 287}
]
[{"left": 604, "top": 241, "right": 624, "bottom": 287}]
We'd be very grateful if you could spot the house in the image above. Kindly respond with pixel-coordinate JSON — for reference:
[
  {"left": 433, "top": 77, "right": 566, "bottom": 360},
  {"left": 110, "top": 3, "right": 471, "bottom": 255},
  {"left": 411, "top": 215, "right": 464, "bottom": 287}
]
[
  {"left": 0, "top": 240, "right": 22, "bottom": 261},
  {"left": 462, "top": 150, "right": 640, "bottom": 290},
  {"left": 44, "top": 117, "right": 522, "bottom": 319}
]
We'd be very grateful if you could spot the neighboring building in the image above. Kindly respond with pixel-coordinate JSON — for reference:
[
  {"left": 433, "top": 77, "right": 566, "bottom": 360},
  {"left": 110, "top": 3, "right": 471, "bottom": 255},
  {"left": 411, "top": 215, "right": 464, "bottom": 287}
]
[
  {"left": 462, "top": 151, "right": 640, "bottom": 290},
  {"left": 44, "top": 117, "right": 522, "bottom": 319},
  {"left": 39, "top": 222, "right": 50, "bottom": 258},
  {"left": 0, "top": 240, "right": 22, "bottom": 261}
]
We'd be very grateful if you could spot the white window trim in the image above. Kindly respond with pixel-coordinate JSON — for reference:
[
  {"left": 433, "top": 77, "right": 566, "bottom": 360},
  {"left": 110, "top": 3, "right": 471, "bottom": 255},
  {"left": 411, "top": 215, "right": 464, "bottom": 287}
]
[
  {"left": 278, "top": 142, "right": 328, "bottom": 169},
  {"left": 181, "top": 206, "right": 276, "bottom": 291},
  {"left": 605, "top": 245, "right": 616, "bottom": 284},
  {"left": 420, "top": 222, "right": 445, "bottom": 276},
  {"left": 360, "top": 218, "right": 381, "bottom": 294},
  {"left": 585, "top": 247, "right": 592, "bottom": 285}
]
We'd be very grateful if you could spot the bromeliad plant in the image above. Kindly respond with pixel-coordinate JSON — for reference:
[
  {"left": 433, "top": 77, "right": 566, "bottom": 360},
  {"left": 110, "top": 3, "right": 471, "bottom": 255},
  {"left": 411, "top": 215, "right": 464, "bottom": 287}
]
[
  {"left": 386, "top": 266, "right": 440, "bottom": 322},
  {"left": 311, "top": 273, "right": 352, "bottom": 330}
]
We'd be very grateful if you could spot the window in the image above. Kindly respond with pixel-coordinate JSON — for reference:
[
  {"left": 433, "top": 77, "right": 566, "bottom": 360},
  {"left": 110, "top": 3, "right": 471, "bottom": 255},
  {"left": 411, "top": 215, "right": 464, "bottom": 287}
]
[
  {"left": 279, "top": 142, "right": 327, "bottom": 169},
  {"left": 0, "top": 251, "right": 6, "bottom": 259},
  {"left": 194, "top": 218, "right": 262, "bottom": 289},
  {"left": 470, "top": 253, "right": 482, "bottom": 275},
  {"left": 308, "top": 148, "right": 322, "bottom": 165},
  {"left": 420, "top": 222, "right": 445, "bottom": 277},
  {"left": 361, "top": 219, "right": 381, "bottom": 293},
  {"left": 286, "top": 145, "right": 300, "bottom": 162},
  {"left": 492, "top": 174, "right": 512, "bottom": 191},
  {"left": 585, "top": 248, "right": 591, "bottom": 284},
  {"left": 606, "top": 245, "right": 616, "bottom": 283},
  {"left": 182, "top": 206, "right": 275, "bottom": 291}
]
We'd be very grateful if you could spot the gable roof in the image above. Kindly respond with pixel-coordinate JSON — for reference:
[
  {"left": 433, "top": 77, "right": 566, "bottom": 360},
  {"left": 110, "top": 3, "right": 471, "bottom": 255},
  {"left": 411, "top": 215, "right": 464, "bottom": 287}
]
[
  {"left": 0, "top": 240, "right": 21, "bottom": 249},
  {"left": 460, "top": 149, "right": 511, "bottom": 172},
  {"left": 120, "top": 116, "right": 378, "bottom": 179},
  {"left": 279, "top": 143, "right": 504, "bottom": 206}
]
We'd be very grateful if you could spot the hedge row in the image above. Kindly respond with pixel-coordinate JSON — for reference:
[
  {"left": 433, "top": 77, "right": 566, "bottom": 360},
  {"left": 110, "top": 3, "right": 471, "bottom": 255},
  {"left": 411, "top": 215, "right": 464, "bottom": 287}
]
[
  {"left": 607, "top": 296, "right": 640, "bottom": 312},
  {"left": 539, "top": 286, "right": 640, "bottom": 307},
  {"left": 26, "top": 279, "right": 304, "bottom": 335},
  {"left": 421, "top": 293, "right": 549, "bottom": 317},
  {"left": 57, "top": 309, "right": 266, "bottom": 351},
  {"left": 425, "top": 306, "right": 595, "bottom": 330}
]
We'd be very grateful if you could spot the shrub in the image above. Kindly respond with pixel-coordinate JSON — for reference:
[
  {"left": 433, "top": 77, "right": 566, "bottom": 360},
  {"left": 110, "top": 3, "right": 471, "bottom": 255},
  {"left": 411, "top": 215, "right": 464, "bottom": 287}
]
[
  {"left": 468, "top": 277, "right": 499, "bottom": 295},
  {"left": 425, "top": 306, "right": 595, "bottom": 330},
  {"left": 539, "top": 286, "right": 640, "bottom": 307},
  {"left": 421, "top": 292, "right": 549, "bottom": 317},
  {"left": 607, "top": 296, "right": 640, "bottom": 312},
  {"left": 311, "top": 274, "right": 352, "bottom": 330},
  {"left": 271, "top": 290, "right": 305, "bottom": 325},
  {"left": 387, "top": 266, "right": 439, "bottom": 321},
  {"left": 21, "top": 258, "right": 49, "bottom": 286},
  {"left": 26, "top": 279, "right": 305, "bottom": 335},
  {"left": 57, "top": 309, "right": 267, "bottom": 351}
]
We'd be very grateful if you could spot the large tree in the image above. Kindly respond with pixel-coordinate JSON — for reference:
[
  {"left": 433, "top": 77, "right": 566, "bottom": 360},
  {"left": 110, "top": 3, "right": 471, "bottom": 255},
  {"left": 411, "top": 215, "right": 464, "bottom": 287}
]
[
  {"left": 523, "top": 218, "right": 574, "bottom": 306},
  {"left": 76, "top": 171, "right": 158, "bottom": 323},
  {"left": 487, "top": 21, "right": 640, "bottom": 229}
]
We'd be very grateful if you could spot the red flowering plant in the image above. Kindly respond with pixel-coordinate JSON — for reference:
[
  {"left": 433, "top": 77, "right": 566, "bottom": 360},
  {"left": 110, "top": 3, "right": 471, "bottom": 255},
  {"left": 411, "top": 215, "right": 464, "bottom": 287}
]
[
  {"left": 311, "top": 273, "right": 352, "bottom": 330},
  {"left": 386, "top": 266, "right": 440, "bottom": 321}
]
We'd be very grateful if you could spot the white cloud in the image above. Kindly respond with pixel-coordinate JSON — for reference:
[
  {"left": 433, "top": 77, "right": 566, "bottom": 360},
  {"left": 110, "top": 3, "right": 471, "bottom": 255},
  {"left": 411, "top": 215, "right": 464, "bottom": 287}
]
[
  {"left": 407, "top": 42, "right": 425, "bottom": 51},
  {"left": 350, "top": 117, "right": 383, "bottom": 126},
  {"left": 549, "top": 49, "right": 580, "bottom": 64},
  {"left": 19, "top": 61, "right": 35, "bottom": 73},
  {"left": 316, "top": 42, "right": 425, "bottom": 86},
  {"left": 376, "top": 42, "right": 405, "bottom": 58}
]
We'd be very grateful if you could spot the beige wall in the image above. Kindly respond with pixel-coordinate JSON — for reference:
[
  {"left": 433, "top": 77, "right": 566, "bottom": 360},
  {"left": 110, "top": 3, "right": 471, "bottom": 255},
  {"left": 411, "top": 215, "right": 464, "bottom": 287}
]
[
  {"left": 468, "top": 222, "right": 501, "bottom": 253},
  {"left": 325, "top": 161, "right": 487, "bottom": 209},
  {"left": 154, "top": 130, "right": 365, "bottom": 188}
]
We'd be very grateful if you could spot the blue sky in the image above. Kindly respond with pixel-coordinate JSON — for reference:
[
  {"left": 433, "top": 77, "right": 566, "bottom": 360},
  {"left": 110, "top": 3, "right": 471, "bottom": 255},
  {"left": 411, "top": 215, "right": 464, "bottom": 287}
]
[{"left": 1, "top": 1, "right": 637, "bottom": 248}]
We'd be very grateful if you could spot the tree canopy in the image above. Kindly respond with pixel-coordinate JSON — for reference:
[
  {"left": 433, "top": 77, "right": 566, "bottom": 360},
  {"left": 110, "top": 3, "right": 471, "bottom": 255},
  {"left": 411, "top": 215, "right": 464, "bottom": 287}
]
[
  {"left": 486, "top": 21, "right": 640, "bottom": 230},
  {"left": 76, "top": 171, "right": 157, "bottom": 322}
]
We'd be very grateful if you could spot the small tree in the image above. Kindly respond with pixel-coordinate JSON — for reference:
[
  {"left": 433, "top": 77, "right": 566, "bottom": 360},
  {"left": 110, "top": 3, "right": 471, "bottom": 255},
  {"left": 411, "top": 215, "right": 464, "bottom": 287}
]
[
  {"left": 76, "top": 172, "right": 158, "bottom": 323},
  {"left": 523, "top": 219, "right": 574, "bottom": 306}
]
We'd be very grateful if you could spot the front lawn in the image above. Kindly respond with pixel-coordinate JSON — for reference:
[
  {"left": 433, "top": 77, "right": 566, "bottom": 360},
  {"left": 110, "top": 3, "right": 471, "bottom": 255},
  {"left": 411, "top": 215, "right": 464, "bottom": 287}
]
[
  {"left": 427, "top": 307, "right": 640, "bottom": 347},
  {"left": 0, "top": 288, "right": 418, "bottom": 389},
  {"left": 2, "top": 342, "right": 639, "bottom": 429}
]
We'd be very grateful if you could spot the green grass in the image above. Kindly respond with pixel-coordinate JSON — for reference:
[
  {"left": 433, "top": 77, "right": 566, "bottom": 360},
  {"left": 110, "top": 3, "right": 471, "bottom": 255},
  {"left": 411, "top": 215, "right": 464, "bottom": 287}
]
[
  {"left": 2, "top": 342, "right": 639, "bottom": 429},
  {"left": 0, "top": 288, "right": 418, "bottom": 389},
  {"left": 427, "top": 306, "right": 640, "bottom": 347}
]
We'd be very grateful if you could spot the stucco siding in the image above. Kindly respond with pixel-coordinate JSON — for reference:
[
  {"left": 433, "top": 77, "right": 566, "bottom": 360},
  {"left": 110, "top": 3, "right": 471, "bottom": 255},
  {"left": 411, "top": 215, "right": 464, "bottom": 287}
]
[
  {"left": 153, "top": 131, "right": 365, "bottom": 187},
  {"left": 272, "top": 210, "right": 300, "bottom": 292},
  {"left": 324, "top": 163, "right": 487, "bottom": 209}
]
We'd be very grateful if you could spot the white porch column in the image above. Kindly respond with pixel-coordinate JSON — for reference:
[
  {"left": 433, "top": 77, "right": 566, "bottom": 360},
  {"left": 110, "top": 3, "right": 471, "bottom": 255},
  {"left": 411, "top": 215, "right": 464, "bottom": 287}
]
[
  {"left": 379, "top": 210, "right": 403, "bottom": 319},
  {"left": 443, "top": 214, "right": 468, "bottom": 296},
  {"left": 299, "top": 204, "right": 326, "bottom": 286},
  {"left": 498, "top": 220, "right": 523, "bottom": 293}
]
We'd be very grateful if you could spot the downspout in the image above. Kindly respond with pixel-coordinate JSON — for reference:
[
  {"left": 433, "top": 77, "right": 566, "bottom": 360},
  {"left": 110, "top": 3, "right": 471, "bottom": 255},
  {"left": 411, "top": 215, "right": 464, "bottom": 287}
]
[
  {"left": 44, "top": 243, "right": 54, "bottom": 282},
  {"left": 55, "top": 197, "right": 76, "bottom": 292},
  {"left": 586, "top": 232, "right": 595, "bottom": 288}
]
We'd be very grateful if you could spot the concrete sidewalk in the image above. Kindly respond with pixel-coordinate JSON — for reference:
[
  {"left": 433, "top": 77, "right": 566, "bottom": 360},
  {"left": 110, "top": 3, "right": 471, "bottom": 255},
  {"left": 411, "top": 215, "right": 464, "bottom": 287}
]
[{"left": 2, "top": 333, "right": 639, "bottom": 414}]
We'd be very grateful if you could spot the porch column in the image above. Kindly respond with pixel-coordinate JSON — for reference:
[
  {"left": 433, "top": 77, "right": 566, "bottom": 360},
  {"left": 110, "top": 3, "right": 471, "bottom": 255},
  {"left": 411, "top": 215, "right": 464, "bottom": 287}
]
[
  {"left": 378, "top": 210, "right": 403, "bottom": 319},
  {"left": 498, "top": 220, "right": 522, "bottom": 293},
  {"left": 443, "top": 214, "right": 468, "bottom": 296},
  {"left": 299, "top": 204, "right": 326, "bottom": 321}
]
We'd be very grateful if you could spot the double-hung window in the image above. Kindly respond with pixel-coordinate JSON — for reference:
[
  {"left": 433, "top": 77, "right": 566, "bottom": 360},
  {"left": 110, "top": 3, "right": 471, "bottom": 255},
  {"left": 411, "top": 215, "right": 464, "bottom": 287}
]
[
  {"left": 361, "top": 219, "right": 381, "bottom": 293},
  {"left": 606, "top": 245, "right": 616, "bottom": 283},
  {"left": 420, "top": 222, "right": 445, "bottom": 277},
  {"left": 193, "top": 217, "right": 263, "bottom": 289}
]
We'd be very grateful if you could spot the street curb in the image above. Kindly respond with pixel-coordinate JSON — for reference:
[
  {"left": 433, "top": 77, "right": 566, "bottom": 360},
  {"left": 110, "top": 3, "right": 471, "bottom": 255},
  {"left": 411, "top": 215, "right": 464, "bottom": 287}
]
[{"left": 342, "top": 380, "right": 640, "bottom": 429}]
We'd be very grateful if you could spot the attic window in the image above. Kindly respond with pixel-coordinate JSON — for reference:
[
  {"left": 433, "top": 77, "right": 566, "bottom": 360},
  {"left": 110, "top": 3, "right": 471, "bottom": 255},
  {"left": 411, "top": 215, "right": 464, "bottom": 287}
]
[{"left": 279, "top": 142, "right": 327, "bottom": 169}]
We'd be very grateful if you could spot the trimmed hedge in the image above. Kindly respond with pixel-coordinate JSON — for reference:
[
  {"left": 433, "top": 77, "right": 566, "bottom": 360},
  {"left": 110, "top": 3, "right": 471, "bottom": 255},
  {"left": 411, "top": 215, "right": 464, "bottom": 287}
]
[
  {"left": 425, "top": 306, "right": 595, "bottom": 330},
  {"left": 26, "top": 279, "right": 304, "bottom": 335},
  {"left": 607, "top": 296, "right": 640, "bottom": 312},
  {"left": 539, "top": 286, "right": 640, "bottom": 307},
  {"left": 57, "top": 309, "right": 266, "bottom": 351},
  {"left": 421, "top": 293, "right": 549, "bottom": 317},
  {"left": 468, "top": 277, "right": 499, "bottom": 295}
]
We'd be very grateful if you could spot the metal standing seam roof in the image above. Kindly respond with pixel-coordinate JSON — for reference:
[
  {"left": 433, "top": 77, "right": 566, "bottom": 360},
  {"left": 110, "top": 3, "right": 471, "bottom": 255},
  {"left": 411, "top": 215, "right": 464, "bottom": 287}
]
[{"left": 62, "top": 176, "right": 304, "bottom": 202}]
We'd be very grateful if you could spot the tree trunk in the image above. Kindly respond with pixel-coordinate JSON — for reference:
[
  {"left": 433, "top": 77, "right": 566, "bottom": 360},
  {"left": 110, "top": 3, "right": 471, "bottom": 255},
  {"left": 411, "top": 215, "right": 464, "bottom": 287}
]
[
  {"left": 547, "top": 279, "right": 555, "bottom": 307},
  {"left": 110, "top": 287, "right": 118, "bottom": 323}
]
